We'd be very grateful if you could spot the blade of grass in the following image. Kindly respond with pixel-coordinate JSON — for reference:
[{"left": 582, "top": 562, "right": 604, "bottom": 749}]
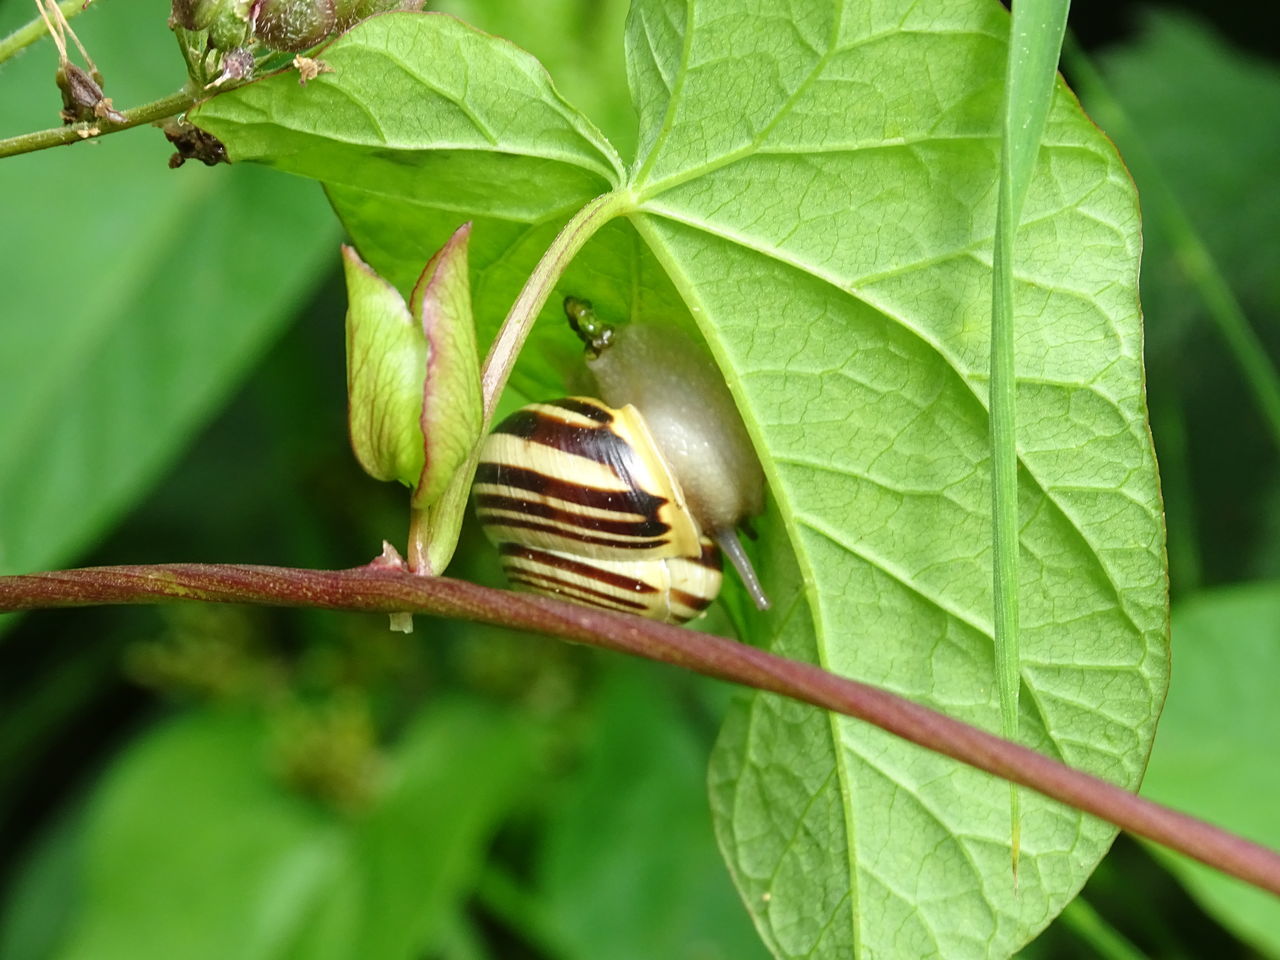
[
  {"left": 1151, "top": 394, "right": 1202, "bottom": 594},
  {"left": 992, "top": 0, "right": 1072, "bottom": 874},
  {"left": 1063, "top": 37, "right": 1280, "bottom": 451},
  {"left": 1058, "top": 896, "right": 1152, "bottom": 960}
]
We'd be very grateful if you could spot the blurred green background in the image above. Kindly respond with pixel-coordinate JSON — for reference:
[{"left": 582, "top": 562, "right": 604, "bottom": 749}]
[{"left": 1, "top": 0, "right": 1278, "bottom": 957}]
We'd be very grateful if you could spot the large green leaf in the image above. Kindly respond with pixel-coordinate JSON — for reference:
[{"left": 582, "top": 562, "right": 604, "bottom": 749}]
[
  {"left": 1141, "top": 584, "right": 1280, "bottom": 957},
  {"left": 50, "top": 701, "right": 530, "bottom": 960},
  {"left": 195, "top": 2, "right": 1168, "bottom": 956},
  {"left": 0, "top": 1, "right": 338, "bottom": 583}
]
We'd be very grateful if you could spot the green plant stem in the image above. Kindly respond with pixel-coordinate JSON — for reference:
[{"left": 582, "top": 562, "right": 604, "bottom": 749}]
[
  {"left": 0, "top": 0, "right": 94, "bottom": 66},
  {"left": 0, "top": 87, "right": 197, "bottom": 161},
  {"left": 479, "top": 189, "right": 630, "bottom": 422},
  {"left": 1063, "top": 39, "right": 1280, "bottom": 450},
  {"left": 406, "top": 506, "right": 430, "bottom": 574},
  {"left": 3, "top": 561, "right": 1280, "bottom": 898}
]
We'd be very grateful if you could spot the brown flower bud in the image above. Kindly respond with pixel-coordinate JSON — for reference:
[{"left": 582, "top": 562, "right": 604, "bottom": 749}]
[{"left": 251, "top": 0, "right": 337, "bottom": 52}]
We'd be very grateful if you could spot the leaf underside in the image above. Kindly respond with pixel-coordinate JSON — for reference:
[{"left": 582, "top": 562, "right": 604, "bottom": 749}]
[{"left": 195, "top": 1, "right": 1168, "bottom": 956}]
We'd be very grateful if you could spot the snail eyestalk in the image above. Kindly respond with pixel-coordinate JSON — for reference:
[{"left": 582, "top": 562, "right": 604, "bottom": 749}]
[
  {"left": 713, "top": 529, "right": 770, "bottom": 611},
  {"left": 564, "top": 296, "right": 614, "bottom": 357}
]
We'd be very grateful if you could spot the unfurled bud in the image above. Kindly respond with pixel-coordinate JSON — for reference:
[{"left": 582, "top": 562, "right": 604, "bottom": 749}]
[
  {"left": 342, "top": 224, "right": 481, "bottom": 508},
  {"left": 343, "top": 248, "right": 429, "bottom": 489},
  {"left": 251, "top": 0, "right": 336, "bottom": 52}
]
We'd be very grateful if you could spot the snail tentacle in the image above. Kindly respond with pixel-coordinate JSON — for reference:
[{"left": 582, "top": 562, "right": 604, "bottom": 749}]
[{"left": 714, "top": 528, "right": 770, "bottom": 612}]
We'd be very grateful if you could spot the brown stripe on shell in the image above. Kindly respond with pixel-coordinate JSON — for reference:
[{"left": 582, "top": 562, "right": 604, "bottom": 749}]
[
  {"left": 475, "top": 492, "right": 669, "bottom": 539},
  {"left": 498, "top": 543, "right": 659, "bottom": 594},
  {"left": 486, "top": 516, "right": 670, "bottom": 551},
  {"left": 506, "top": 570, "right": 650, "bottom": 612},
  {"left": 690, "top": 539, "right": 723, "bottom": 570},
  {"left": 508, "top": 576, "right": 646, "bottom": 613},
  {"left": 669, "top": 587, "right": 714, "bottom": 612},
  {"left": 546, "top": 397, "right": 614, "bottom": 423},
  {"left": 474, "top": 463, "right": 667, "bottom": 517},
  {"left": 491, "top": 407, "right": 646, "bottom": 485}
]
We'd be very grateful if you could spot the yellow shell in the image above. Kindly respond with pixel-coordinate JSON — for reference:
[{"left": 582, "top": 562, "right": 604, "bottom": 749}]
[{"left": 474, "top": 397, "right": 723, "bottom": 623}]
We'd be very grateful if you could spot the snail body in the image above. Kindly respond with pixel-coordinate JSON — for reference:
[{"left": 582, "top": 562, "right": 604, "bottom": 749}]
[{"left": 474, "top": 301, "right": 769, "bottom": 624}]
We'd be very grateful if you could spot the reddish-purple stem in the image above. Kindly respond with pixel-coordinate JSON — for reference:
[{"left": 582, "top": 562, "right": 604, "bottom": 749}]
[{"left": 3, "top": 561, "right": 1279, "bottom": 898}]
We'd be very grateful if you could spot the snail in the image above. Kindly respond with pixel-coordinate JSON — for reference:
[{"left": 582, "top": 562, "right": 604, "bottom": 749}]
[{"left": 473, "top": 297, "right": 769, "bottom": 623}]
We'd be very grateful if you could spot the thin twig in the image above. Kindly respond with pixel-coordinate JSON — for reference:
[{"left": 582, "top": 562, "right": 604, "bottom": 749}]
[
  {"left": 3, "top": 560, "right": 1279, "bottom": 898},
  {"left": 0, "top": 87, "right": 198, "bottom": 159},
  {"left": 0, "top": 0, "right": 92, "bottom": 66}
]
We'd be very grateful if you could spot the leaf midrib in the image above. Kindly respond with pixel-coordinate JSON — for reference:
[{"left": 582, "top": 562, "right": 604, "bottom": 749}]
[{"left": 626, "top": 210, "right": 865, "bottom": 958}]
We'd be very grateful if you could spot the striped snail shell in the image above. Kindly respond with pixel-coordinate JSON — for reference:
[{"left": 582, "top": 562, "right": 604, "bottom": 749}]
[{"left": 473, "top": 299, "right": 769, "bottom": 624}]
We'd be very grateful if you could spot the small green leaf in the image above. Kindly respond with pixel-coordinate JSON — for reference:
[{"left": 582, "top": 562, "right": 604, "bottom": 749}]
[
  {"left": 47, "top": 701, "right": 532, "bottom": 960},
  {"left": 342, "top": 245, "right": 427, "bottom": 488},
  {"left": 57, "top": 710, "right": 337, "bottom": 960},
  {"left": 192, "top": 12, "right": 624, "bottom": 211},
  {"left": 194, "top": 10, "right": 627, "bottom": 401},
  {"left": 410, "top": 222, "right": 482, "bottom": 509}
]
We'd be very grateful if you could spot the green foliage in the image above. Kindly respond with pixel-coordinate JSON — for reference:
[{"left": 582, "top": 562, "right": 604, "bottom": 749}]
[
  {"left": 0, "top": 0, "right": 338, "bottom": 583},
  {"left": 7, "top": 0, "right": 1279, "bottom": 958},
  {"left": 35, "top": 701, "right": 531, "bottom": 960},
  {"left": 1142, "top": 585, "right": 1280, "bottom": 957},
  {"left": 1086, "top": 13, "right": 1280, "bottom": 591},
  {"left": 536, "top": 668, "right": 770, "bottom": 960},
  {"left": 193, "top": 2, "right": 1165, "bottom": 955}
]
